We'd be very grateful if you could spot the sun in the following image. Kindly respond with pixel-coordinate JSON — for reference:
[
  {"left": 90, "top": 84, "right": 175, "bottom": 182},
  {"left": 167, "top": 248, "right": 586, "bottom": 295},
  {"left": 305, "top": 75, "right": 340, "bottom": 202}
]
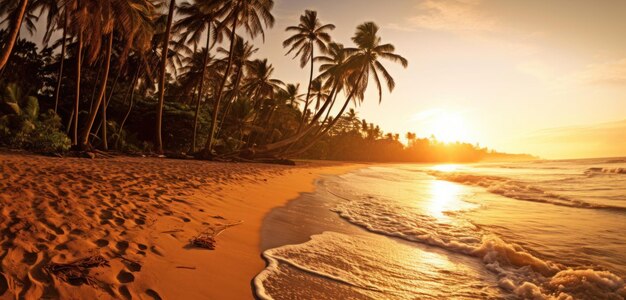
[{"left": 427, "top": 112, "right": 471, "bottom": 143}]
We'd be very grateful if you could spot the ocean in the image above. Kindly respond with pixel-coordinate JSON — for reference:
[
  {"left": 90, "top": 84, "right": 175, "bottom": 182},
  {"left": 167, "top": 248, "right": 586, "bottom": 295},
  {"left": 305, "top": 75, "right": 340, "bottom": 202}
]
[{"left": 255, "top": 158, "right": 626, "bottom": 299}]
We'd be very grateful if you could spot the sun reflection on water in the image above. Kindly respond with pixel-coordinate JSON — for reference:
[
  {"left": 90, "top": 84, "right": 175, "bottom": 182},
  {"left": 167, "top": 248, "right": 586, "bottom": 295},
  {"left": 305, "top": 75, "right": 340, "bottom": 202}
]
[
  {"left": 428, "top": 180, "right": 463, "bottom": 219},
  {"left": 430, "top": 164, "right": 460, "bottom": 172}
]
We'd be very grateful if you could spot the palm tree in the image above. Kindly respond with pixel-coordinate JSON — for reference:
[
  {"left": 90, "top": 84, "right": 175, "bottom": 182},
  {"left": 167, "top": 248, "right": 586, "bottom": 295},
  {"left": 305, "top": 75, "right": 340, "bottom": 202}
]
[
  {"left": 283, "top": 10, "right": 334, "bottom": 132},
  {"left": 216, "top": 36, "right": 258, "bottom": 137},
  {"left": 241, "top": 42, "right": 347, "bottom": 154},
  {"left": 53, "top": 7, "right": 67, "bottom": 114},
  {"left": 0, "top": 0, "right": 29, "bottom": 70},
  {"left": 279, "top": 83, "right": 304, "bottom": 108},
  {"left": 309, "top": 78, "right": 329, "bottom": 112},
  {"left": 78, "top": 0, "right": 156, "bottom": 150},
  {"left": 242, "top": 58, "right": 283, "bottom": 101},
  {"left": 283, "top": 22, "right": 408, "bottom": 156},
  {"left": 174, "top": 0, "right": 226, "bottom": 151},
  {"left": 204, "top": 0, "right": 275, "bottom": 155},
  {"left": 155, "top": 0, "right": 176, "bottom": 154}
]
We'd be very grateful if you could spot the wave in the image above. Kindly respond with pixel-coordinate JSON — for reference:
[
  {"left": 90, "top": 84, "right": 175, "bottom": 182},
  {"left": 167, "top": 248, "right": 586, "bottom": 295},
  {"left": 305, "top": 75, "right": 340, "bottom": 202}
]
[
  {"left": 329, "top": 192, "right": 626, "bottom": 299},
  {"left": 255, "top": 232, "right": 505, "bottom": 300},
  {"left": 585, "top": 167, "right": 626, "bottom": 176},
  {"left": 426, "top": 171, "right": 626, "bottom": 212}
]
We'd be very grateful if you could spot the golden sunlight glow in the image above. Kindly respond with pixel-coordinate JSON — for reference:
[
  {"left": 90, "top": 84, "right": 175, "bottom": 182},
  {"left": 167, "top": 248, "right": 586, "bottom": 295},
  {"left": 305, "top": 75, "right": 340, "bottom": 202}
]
[
  {"left": 428, "top": 113, "right": 471, "bottom": 143},
  {"left": 430, "top": 164, "right": 460, "bottom": 172},
  {"left": 427, "top": 180, "right": 462, "bottom": 219}
]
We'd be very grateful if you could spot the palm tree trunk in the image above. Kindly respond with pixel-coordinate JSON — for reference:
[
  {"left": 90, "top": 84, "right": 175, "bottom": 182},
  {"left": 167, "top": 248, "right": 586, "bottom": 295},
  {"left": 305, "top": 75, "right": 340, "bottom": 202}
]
[
  {"left": 0, "top": 0, "right": 28, "bottom": 70},
  {"left": 259, "top": 105, "right": 278, "bottom": 144},
  {"left": 72, "top": 31, "right": 84, "bottom": 145},
  {"left": 217, "top": 63, "right": 244, "bottom": 138},
  {"left": 155, "top": 0, "right": 176, "bottom": 154},
  {"left": 296, "top": 47, "right": 315, "bottom": 133},
  {"left": 192, "top": 26, "right": 212, "bottom": 152},
  {"left": 101, "top": 89, "right": 109, "bottom": 150},
  {"left": 253, "top": 68, "right": 365, "bottom": 157},
  {"left": 116, "top": 68, "right": 140, "bottom": 149},
  {"left": 89, "top": 58, "right": 104, "bottom": 114},
  {"left": 80, "top": 31, "right": 113, "bottom": 149},
  {"left": 283, "top": 71, "right": 366, "bottom": 156},
  {"left": 205, "top": 14, "right": 238, "bottom": 153},
  {"left": 54, "top": 9, "right": 68, "bottom": 114},
  {"left": 244, "top": 83, "right": 339, "bottom": 154}
]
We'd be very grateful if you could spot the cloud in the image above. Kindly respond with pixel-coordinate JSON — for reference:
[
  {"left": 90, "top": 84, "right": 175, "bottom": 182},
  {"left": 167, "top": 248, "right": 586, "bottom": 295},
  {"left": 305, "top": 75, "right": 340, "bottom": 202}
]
[
  {"left": 573, "top": 58, "right": 626, "bottom": 85},
  {"left": 391, "top": 0, "right": 497, "bottom": 33}
]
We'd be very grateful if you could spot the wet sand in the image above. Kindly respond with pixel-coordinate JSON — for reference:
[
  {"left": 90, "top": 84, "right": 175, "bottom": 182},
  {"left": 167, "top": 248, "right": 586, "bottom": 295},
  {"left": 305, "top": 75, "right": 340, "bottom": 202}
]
[{"left": 0, "top": 151, "right": 360, "bottom": 299}]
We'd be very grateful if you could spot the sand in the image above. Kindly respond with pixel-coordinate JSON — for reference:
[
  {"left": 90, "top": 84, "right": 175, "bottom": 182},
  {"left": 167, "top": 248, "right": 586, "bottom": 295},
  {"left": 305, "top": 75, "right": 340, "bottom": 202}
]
[{"left": 0, "top": 151, "right": 360, "bottom": 299}]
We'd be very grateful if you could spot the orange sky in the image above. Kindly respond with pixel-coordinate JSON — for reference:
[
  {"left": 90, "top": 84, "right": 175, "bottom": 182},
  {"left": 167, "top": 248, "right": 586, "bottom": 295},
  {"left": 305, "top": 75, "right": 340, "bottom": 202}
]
[{"left": 255, "top": 0, "right": 626, "bottom": 159}]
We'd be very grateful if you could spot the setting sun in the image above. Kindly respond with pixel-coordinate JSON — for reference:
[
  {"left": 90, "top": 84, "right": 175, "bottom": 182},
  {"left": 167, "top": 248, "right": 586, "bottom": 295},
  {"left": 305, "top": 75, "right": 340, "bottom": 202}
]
[{"left": 428, "top": 112, "right": 471, "bottom": 143}]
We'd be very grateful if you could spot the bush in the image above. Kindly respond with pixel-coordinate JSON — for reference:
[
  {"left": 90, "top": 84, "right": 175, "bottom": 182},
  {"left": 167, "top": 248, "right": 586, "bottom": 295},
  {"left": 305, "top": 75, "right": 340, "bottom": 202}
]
[{"left": 0, "top": 83, "right": 71, "bottom": 153}]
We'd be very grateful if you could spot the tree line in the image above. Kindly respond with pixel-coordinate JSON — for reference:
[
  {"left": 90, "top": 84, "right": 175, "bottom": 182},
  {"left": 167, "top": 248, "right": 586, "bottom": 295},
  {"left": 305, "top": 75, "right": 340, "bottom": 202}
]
[{"left": 0, "top": 0, "right": 413, "bottom": 161}]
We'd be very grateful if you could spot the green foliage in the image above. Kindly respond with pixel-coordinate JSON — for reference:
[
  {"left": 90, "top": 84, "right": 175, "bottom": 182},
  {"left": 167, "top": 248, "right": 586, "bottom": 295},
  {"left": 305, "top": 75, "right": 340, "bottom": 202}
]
[{"left": 0, "top": 83, "right": 70, "bottom": 153}]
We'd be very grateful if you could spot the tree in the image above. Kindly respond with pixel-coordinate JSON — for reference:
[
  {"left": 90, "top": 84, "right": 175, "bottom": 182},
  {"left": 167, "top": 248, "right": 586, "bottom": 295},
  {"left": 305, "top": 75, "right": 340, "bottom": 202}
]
[
  {"left": 174, "top": 0, "right": 225, "bottom": 152},
  {"left": 283, "top": 10, "right": 334, "bottom": 132},
  {"left": 78, "top": 0, "right": 156, "bottom": 149},
  {"left": 216, "top": 36, "right": 258, "bottom": 137},
  {"left": 155, "top": 0, "right": 176, "bottom": 154},
  {"left": 309, "top": 78, "right": 329, "bottom": 111},
  {"left": 0, "top": 0, "right": 29, "bottom": 70},
  {"left": 204, "top": 0, "right": 275, "bottom": 154},
  {"left": 284, "top": 22, "right": 408, "bottom": 156}
]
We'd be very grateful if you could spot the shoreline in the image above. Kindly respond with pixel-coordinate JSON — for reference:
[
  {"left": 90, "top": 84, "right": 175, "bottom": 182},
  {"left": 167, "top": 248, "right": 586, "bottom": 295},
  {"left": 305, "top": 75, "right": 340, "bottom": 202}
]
[
  {"left": 183, "top": 161, "right": 364, "bottom": 299},
  {"left": 0, "top": 151, "right": 364, "bottom": 299}
]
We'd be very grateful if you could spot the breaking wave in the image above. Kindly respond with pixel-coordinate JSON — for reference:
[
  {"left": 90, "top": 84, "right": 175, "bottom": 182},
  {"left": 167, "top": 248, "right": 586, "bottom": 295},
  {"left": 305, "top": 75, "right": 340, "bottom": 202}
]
[
  {"left": 330, "top": 189, "right": 626, "bottom": 300},
  {"left": 585, "top": 167, "right": 626, "bottom": 176},
  {"left": 427, "top": 171, "right": 626, "bottom": 212}
]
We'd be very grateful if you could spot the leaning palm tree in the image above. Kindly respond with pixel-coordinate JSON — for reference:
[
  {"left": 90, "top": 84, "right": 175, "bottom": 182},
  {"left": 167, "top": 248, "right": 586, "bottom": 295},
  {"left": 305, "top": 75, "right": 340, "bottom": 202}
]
[
  {"left": 285, "top": 22, "right": 408, "bottom": 156},
  {"left": 238, "top": 43, "right": 347, "bottom": 154},
  {"left": 0, "top": 0, "right": 29, "bottom": 70},
  {"left": 309, "top": 78, "right": 329, "bottom": 111},
  {"left": 283, "top": 10, "right": 334, "bottom": 132},
  {"left": 244, "top": 22, "right": 407, "bottom": 158},
  {"left": 203, "top": 0, "right": 275, "bottom": 155}
]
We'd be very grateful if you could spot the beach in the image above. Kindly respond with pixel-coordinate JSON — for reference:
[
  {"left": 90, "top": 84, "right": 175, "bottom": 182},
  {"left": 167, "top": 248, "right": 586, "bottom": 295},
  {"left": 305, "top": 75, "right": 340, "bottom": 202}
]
[{"left": 0, "top": 151, "right": 360, "bottom": 299}]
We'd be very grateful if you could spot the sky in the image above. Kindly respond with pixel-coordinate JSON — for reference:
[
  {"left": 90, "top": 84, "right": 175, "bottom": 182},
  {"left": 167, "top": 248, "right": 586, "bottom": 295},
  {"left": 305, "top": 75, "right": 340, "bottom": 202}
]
[
  {"left": 252, "top": 0, "right": 626, "bottom": 159},
  {"left": 22, "top": 0, "right": 626, "bottom": 159}
]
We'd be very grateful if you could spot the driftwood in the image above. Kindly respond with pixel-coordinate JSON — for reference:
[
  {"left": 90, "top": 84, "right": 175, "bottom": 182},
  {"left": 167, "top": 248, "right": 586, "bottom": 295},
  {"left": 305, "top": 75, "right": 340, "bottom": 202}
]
[
  {"left": 188, "top": 221, "right": 243, "bottom": 250},
  {"left": 189, "top": 234, "right": 217, "bottom": 250},
  {"left": 44, "top": 255, "right": 110, "bottom": 286}
]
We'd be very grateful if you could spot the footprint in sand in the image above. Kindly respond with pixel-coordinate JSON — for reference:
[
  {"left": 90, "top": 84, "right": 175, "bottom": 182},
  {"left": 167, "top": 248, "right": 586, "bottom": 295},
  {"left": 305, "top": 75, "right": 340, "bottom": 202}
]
[
  {"left": 119, "top": 285, "right": 132, "bottom": 299},
  {"left": 116, "top": 241, "right": 130, "bottom": 252},
  {"left": 114, "top": 217, "right": 125, "bottom": 226},
  {"left": 95, "top": 239, "right": 109, "bottom": 247},
  {"left": 117, "top": 270, "right": 135, "bottom": 283},
  {"left": 125, "top": 261, "right": 142, "bottom": 272},
  {"left": 145, "top": 289, "right": 162, "bottom": 300}
]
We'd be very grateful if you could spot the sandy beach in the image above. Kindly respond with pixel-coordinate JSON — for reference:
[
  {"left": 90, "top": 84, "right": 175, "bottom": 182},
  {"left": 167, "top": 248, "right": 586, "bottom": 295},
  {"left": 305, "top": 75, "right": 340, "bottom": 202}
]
[{"left": 0, "top": 151, "right": 360, "bottom": 299}]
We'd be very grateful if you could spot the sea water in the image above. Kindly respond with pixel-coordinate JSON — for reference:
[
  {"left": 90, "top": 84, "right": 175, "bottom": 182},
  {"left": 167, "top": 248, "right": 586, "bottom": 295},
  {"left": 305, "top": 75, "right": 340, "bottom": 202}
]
[{"left": 255, "top": 158, "right": 626, "bottom": 299}]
